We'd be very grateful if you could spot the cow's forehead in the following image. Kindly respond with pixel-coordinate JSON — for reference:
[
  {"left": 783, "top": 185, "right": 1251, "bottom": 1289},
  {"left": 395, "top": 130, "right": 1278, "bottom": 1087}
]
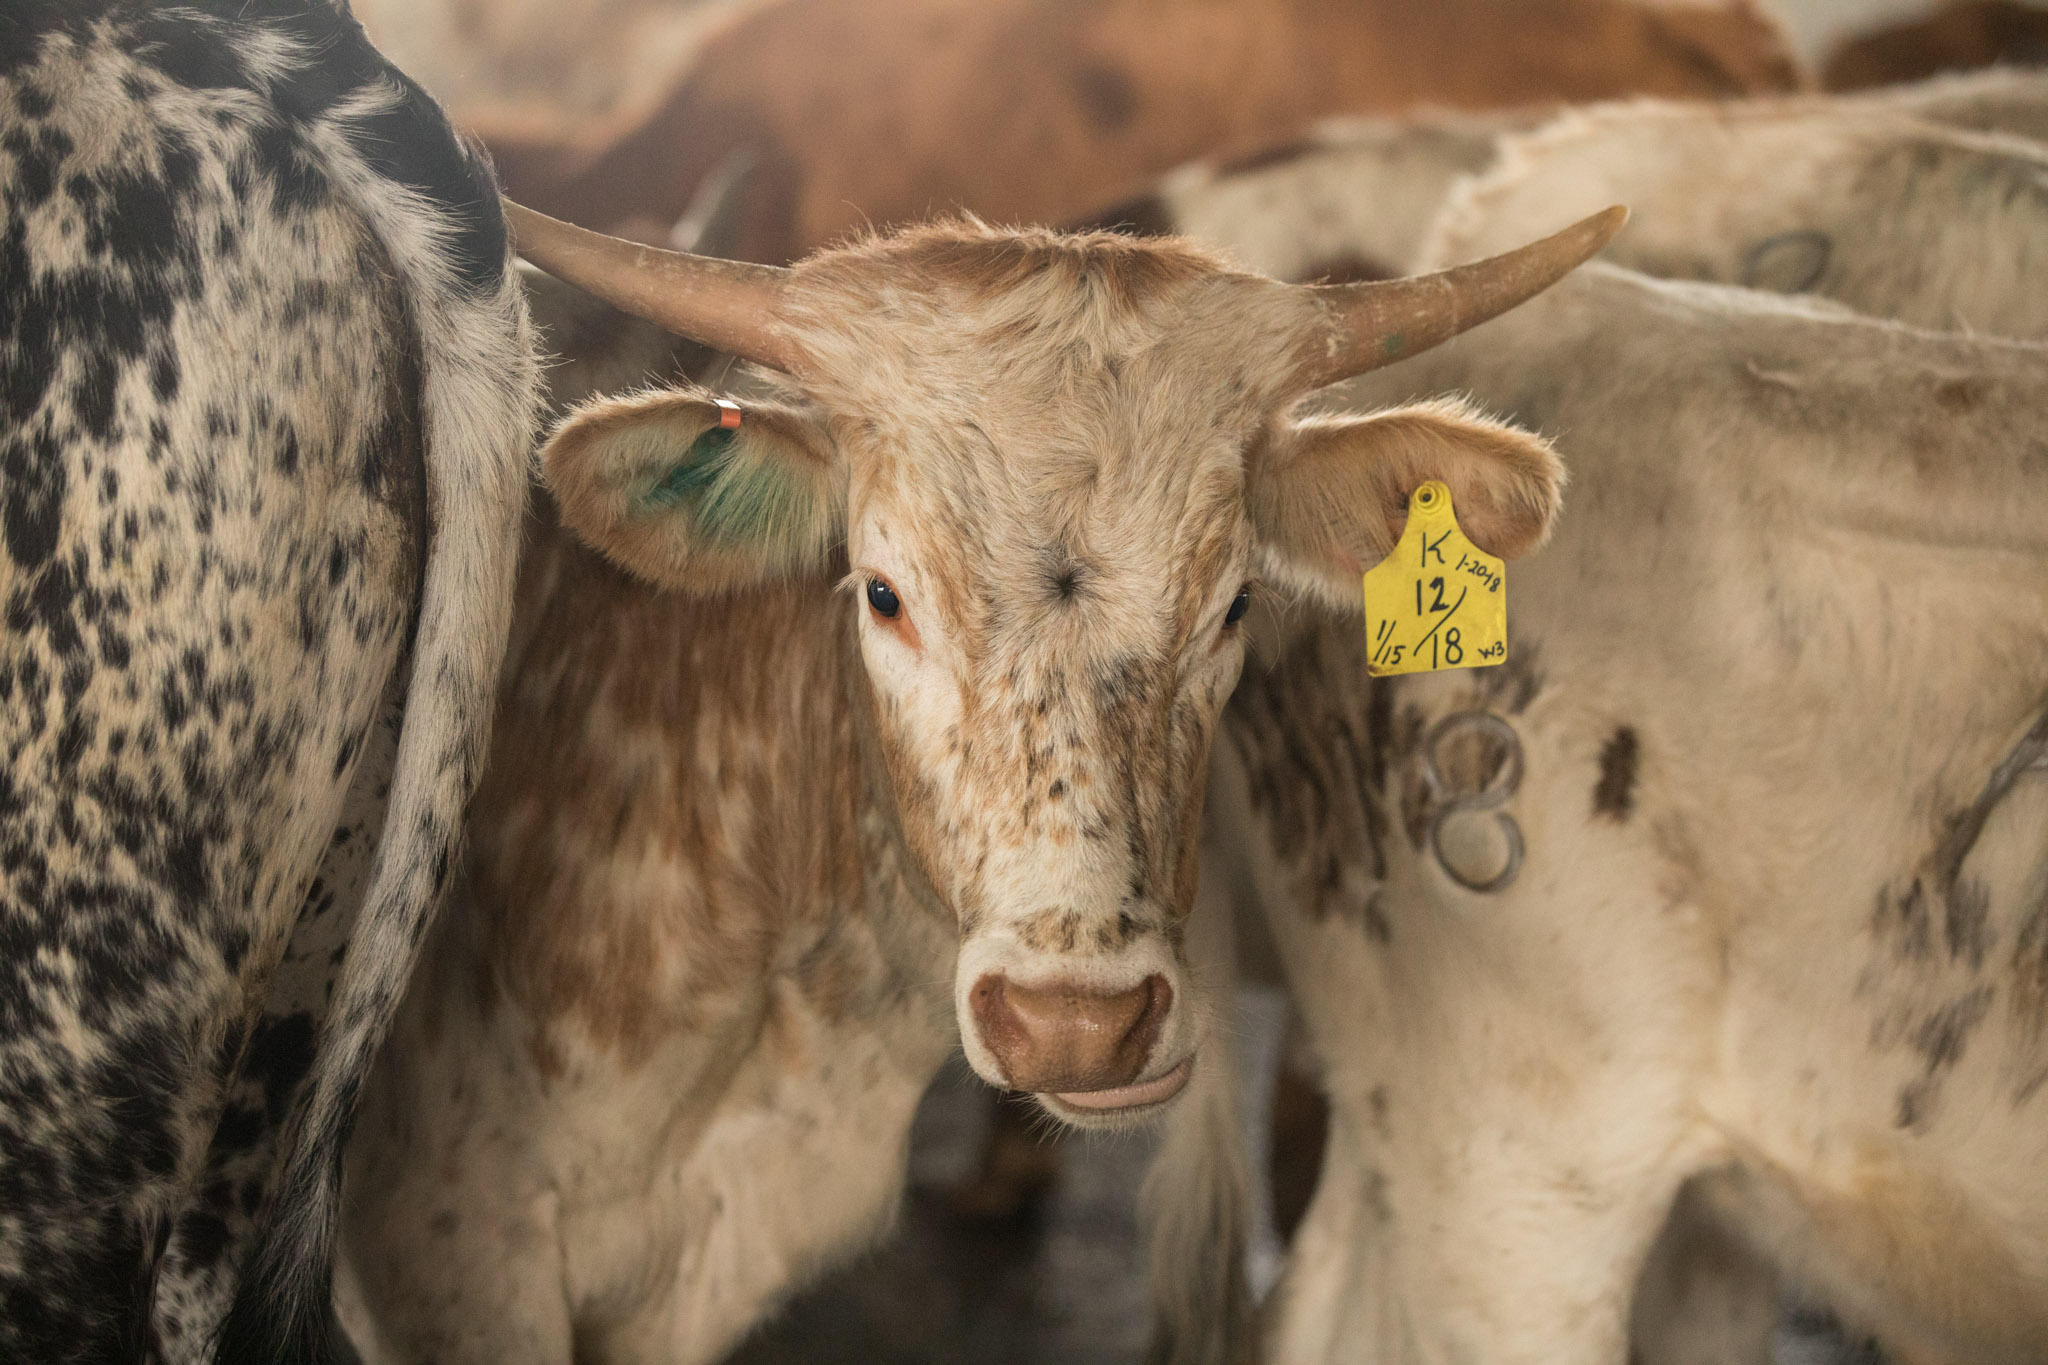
[
  {"left": 787, "top": 223, "right": 1316, "bottom": 427},
  {"left": 845, "top": 368, "right": 1256, "bottom": 653},
  {"left": 777, "top": 226, "right": 1295, "bottom": 650}
]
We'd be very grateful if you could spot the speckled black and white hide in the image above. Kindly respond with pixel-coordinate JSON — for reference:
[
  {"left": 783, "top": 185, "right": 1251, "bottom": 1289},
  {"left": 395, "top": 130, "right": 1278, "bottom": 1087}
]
[
  {"left": 0, "top": 3, "right": 537, "bottom": 1361},
  {"left": 151, "top": 678, "right": 404, "bottom": 1365}
]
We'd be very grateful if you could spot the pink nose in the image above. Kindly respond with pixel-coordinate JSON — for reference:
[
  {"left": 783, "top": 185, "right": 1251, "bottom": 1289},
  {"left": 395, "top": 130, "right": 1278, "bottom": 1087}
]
[{"left": 969, "top": 973, "right": 1171, "bottom": 1094}]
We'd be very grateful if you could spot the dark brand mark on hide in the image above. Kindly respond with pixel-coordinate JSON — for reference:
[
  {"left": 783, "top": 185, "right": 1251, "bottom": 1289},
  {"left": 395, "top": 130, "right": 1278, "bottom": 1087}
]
[
  {"left": 1895, "top": 985, "right": 1995, "bottom": 1131},
  {"left": 1871, "top": 703, "right": 2048, "bottom": 1128},
  {"left": 1593, "top": 726, "right": 1639, "bottom": 822},
  {"left": 1874, "top": 704, "right": 2048, "bottom": 972}
]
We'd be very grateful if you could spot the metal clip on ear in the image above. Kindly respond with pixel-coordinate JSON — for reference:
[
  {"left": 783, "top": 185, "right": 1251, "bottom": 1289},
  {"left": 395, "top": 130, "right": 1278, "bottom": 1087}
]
[{"left": 715, "top": 398, "right": 743, "bottom": 430}]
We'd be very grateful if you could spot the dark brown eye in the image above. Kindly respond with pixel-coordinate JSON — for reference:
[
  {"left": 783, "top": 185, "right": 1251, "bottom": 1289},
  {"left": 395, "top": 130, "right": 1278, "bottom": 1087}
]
[
  {"left": 1224, "top": 586, "right": 1251, "bottom": 626},
  {"left": 866, "top": 577, "right": 901, "bottom": 618}
]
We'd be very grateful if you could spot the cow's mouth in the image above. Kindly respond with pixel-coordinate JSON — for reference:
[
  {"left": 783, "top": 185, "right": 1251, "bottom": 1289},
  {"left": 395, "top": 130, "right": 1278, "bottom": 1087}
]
[{"left": 1045, "top": 1056, "right": 1193, "bottom": 1114}]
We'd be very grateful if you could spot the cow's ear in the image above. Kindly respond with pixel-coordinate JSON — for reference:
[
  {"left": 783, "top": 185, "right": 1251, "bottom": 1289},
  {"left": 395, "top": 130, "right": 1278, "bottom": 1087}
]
[
  {"left": 541, "top": 386, "right": 841, "bottom": 594},
  {"left": 1250, "top": 397, "right": 1563, "bottom": 611}
]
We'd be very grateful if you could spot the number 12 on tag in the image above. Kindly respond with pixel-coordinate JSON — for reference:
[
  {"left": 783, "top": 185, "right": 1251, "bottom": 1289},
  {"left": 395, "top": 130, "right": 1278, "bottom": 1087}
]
[{"left": 1361, "top": 481, "right": 1508, "bottom": 678}]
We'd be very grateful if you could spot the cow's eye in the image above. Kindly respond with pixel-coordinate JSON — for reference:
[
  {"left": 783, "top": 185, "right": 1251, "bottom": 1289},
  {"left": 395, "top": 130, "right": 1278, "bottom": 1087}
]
[
  {"left": 1224, "top": 586, "right": 1251, "bottom": 626},
  {"left": 866, "top": 577, "right": 901, "bottom": 619}
]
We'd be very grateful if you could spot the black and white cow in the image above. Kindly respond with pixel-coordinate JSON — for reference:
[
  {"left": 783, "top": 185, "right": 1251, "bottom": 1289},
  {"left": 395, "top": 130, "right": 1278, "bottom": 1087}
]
[{"left": 0, "top": 2, "right": 537, "bottom": 1360}]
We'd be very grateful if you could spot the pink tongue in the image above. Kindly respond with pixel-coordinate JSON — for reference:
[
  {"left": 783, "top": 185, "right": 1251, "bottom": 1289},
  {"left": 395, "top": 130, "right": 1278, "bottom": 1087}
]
[{"left": 1053, "top": 1058, "right": 1192, "bottom": 1111}]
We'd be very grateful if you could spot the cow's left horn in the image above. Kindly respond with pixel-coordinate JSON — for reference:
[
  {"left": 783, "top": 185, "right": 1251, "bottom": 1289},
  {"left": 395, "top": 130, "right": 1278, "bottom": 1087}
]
[
  {"left": 1297, "top": 205, "right": 1628, "bottom": 390},
  {"left": 503, "top": 199, "right": 805, "bottom": 374}
]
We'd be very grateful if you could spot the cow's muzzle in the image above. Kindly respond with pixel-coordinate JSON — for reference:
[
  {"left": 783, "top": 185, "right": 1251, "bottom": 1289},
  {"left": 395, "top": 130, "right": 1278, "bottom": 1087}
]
[{"left": 969, "top": 972, "right": 1173, "bottom": 1099}]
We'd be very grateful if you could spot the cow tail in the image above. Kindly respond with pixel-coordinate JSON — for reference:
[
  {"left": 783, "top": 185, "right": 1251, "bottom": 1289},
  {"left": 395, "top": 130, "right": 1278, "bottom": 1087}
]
[
  {"left": 1140, "top": 858, "right": 1259, "bottom": 1365},
  {"left": 212, "top": 80, "right": 540, "bottom": 1365}
]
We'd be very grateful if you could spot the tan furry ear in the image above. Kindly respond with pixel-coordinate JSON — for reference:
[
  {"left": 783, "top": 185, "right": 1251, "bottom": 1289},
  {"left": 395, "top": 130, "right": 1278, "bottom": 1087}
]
[
  {"left": 1250, "top": 397, "right": 1564, "bottom": 611},
  {"left": 540, "top": 384, "right": 841, "bottom": 595}
]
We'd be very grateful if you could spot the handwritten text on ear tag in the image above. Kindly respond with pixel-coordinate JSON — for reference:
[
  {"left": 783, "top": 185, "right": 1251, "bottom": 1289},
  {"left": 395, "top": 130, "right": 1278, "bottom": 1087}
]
[{"left": 1361, "top": 481, "right": 1506, "bottom": 676}]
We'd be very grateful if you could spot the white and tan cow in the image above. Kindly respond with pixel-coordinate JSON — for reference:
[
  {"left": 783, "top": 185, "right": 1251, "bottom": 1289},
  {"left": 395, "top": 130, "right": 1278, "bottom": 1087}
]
[
  {"left": 1857, "top": 64, "right": 2048, "bottom": 140},
  {"left": 1425, "top": 96, "right": 2048, "bottom": 336},
  {"left": 1090, "top": 70, "right": 2048, "bottom": 329},
  {"left": 1178, "top": 263, "right": 2048, "bottom": 1365},
  {"left": 331, "top": 204, "right": 1623, "bottom": 1363},
  {"left": 1109, "top": 79, "right": 2048, "bottom": 1364}
]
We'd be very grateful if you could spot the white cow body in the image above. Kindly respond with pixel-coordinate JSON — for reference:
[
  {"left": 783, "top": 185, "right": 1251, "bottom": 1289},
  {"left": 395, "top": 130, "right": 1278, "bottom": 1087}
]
[
  {"left": 1426, "top": 98, "right": 2048, "bottom": 336},
  {"left": 1860, "top": 65, "right": 2048, "bottom": 143},
  {"left": 1113, "top": 73, "right": 2048, "bottom": 335},
  {"left": 1205, "top": 264, "right": 2048, "bottom": 1365},
  {"left": 1130, "top": 77, "right": 2048, "bottom": 1365}
]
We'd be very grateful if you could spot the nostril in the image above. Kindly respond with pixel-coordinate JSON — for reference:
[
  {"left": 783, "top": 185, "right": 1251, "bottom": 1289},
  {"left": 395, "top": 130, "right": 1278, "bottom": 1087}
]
[
  {"left": 970, "top": 974, "right": 1031, "bottom": 1083},
  {"left": 1120, "top": 973, "right": 1171, "bottom": 1064}
]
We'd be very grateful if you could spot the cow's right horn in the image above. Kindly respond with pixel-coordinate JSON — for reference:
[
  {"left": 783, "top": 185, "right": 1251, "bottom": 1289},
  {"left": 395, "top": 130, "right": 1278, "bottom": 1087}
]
[
  {"left": 1297, "top": 204, "right": 1628, "bottom": 390},
  {"left": 504, "top": 200, "right": 804, "bottom": 375}
]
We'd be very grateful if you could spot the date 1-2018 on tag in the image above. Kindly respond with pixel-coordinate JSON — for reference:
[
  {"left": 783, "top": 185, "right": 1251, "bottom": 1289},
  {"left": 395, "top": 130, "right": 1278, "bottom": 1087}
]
[{"left": 1361, "top": 480, "right": 1506, "bottom": 677}]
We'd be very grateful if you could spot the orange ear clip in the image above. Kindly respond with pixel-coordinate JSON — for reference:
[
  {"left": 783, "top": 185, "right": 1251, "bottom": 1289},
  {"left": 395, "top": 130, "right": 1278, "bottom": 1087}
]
[{"left": 714, "top": 398, "right": 743, "bottom": 429}]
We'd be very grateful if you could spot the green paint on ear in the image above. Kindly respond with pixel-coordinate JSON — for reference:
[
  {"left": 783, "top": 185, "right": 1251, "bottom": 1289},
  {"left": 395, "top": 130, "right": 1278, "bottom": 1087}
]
[
  {"left": 642, "top": 427, "right": 736, "bottom": 508},
  {"left": 1382, "top": 333, "right": 1406, "bottom": 358},
  {"left": 634, "top": 420, "right": 810, "bottom": 548},
  {"left": 696, "top": 452, "right": 800, "bottom": 545}
]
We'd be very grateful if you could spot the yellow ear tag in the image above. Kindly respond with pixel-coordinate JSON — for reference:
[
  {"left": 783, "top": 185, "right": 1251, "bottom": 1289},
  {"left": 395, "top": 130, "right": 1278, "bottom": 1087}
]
[{"left": 1361, "top": 480, "right": 1506, "bottom": 676}]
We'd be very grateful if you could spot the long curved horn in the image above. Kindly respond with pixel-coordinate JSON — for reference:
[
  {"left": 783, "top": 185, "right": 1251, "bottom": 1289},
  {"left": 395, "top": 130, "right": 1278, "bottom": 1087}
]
[
  {"left": 1298, "top": 205, "right": 1628, "bottom": 390},
  {"left": 503, "top": 199, "right": 804, "bottom": 373}
]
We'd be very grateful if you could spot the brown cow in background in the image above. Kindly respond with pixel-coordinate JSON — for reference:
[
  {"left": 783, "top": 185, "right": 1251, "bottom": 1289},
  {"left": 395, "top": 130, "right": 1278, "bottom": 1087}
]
[
  {"left": 436, "top": 0, "right": 1802, "bottom": 261},
  {"left": 1823, "top": 0, "right": 2048, "bottom": 88}
]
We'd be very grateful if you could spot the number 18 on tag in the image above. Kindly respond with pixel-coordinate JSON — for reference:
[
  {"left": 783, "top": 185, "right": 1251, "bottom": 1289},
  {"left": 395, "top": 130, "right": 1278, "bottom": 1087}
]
[{"left": 1361, "top": 481, "right": 1507, "bottom": 677}]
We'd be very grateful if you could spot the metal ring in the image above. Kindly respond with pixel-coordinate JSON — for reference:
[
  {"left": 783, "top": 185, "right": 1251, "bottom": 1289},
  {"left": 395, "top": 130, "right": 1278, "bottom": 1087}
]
[
  {"left": 1431, "top": 805, "right": 1525, "bottom": 895},
  {"left": 1421, "top": 709, "right": 1526, "bottom": 895},
  {"left": 1420, "top": 710, "right": 1523, "bottom": 811}
]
